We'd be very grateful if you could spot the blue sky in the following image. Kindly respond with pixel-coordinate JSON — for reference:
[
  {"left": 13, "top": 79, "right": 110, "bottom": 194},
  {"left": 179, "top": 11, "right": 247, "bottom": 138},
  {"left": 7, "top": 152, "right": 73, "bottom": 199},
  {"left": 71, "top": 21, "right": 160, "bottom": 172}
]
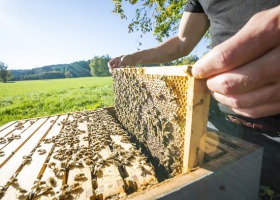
[{"left": 0, "top": 0, "right": 209, "bottom": 70}]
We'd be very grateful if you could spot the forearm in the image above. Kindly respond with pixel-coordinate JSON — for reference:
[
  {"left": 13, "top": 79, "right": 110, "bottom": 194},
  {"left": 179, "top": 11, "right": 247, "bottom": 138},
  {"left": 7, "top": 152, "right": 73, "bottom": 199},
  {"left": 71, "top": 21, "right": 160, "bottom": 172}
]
[
  {"left": 108, "top": 12, "right": 209, "bottom": 70},
  {"left": 130, "top": 36, "right": 194, "bottom": 65},
  {"left": 131, "top": 12, "right": 209, "bottom": 65}
]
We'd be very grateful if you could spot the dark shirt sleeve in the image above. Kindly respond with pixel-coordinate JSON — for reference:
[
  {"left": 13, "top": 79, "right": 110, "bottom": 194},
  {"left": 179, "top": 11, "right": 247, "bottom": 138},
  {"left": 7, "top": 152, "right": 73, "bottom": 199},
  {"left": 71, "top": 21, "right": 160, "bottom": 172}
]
[{"left": 185, "top": 0, "right": 204, "bottom": 13}]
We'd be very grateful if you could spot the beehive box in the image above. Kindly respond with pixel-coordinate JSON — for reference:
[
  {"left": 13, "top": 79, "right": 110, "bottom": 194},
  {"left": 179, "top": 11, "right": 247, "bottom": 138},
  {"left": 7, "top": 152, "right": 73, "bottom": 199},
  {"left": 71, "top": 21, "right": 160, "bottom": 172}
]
[{"left": 0, "top": 66, "right": 262, "bottom": 200}]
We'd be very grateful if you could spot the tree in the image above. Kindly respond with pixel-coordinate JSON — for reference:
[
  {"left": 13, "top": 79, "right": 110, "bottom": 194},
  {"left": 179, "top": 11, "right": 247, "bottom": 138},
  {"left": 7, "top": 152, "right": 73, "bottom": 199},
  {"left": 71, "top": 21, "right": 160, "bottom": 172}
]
[
  {"left": 64, "top": 70, "right": 73, "bottom": 78},
  {"left": 112, "top": 0, "right": 188, "bottom": 42},
  {"left": 89, "top": 55, "right": 111, "bottom": 77},
  {"left": 0, "top": 62, "right": 11, "bottom": 83},
  {"left": 173, "top": 54, "right": 199, "bottom": 65}
]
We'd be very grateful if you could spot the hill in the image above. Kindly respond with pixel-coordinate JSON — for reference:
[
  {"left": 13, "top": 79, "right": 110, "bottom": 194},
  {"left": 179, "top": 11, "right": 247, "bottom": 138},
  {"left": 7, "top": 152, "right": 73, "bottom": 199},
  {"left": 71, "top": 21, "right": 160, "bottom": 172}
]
[{"left": 10, "top": 60, "right": 91, "bottom": 81}]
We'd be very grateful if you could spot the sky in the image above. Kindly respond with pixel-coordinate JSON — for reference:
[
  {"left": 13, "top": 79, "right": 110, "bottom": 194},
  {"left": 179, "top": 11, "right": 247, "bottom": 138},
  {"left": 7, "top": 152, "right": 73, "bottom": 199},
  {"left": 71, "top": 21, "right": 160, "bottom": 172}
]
[{"left": 0, "top": 0, "right": 209, "bottom": 70}]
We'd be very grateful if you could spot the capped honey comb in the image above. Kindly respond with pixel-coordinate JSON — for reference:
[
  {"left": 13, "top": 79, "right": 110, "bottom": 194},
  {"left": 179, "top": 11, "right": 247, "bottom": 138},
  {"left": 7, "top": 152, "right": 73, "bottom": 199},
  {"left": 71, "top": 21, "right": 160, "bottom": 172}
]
[
  {"left": 113, "top": 66, "right": 210, "bottom": 177},
  {"left": 113, "top": 67, "right": 191, "bottom": 177}
]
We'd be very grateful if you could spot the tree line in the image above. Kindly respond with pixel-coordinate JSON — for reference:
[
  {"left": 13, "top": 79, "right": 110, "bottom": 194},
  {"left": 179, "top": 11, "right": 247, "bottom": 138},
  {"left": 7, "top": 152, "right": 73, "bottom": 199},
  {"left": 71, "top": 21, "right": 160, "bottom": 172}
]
[
  {"left": 1, "top": 55, "right": 111, "bottom": 82},
  {"left": 0, "top": 54, "right": 198, "bottom": 82}
]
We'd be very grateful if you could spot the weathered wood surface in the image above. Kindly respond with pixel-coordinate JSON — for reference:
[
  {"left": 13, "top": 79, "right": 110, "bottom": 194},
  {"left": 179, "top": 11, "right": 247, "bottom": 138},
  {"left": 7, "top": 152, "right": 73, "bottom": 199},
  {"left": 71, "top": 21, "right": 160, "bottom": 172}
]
[{"left": 0, "top": 109, "right": 158, "bottom": 200}]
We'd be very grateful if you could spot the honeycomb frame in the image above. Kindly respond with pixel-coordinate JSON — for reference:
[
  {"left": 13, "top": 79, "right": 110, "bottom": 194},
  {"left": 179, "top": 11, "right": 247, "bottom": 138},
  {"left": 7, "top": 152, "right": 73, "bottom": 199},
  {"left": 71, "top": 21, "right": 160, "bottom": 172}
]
[{"left": 112, "top": 66, "right": 210, "bottom": 176}]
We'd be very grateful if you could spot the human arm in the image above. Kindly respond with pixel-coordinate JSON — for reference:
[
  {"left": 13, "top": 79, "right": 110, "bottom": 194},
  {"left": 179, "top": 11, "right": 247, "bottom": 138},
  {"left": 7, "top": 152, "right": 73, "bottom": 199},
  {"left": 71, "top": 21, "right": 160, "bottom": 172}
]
[
  {"left": 108, "top": 12, "right": 209, "bottom": 72},
  {"left": 192, "top": 6, "right": 280, "bottom": 118}
]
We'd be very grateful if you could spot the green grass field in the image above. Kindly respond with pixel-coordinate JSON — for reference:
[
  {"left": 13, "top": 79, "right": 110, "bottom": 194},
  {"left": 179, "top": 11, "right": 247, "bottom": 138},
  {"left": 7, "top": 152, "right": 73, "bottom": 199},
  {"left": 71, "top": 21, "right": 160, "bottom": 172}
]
[{"left": 0, "top": 77, "right": 114, "bottom": 126}]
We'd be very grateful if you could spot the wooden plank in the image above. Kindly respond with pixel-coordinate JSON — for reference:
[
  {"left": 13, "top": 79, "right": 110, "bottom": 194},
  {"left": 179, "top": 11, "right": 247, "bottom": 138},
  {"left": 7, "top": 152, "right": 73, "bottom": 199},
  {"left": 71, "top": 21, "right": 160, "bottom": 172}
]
[
  {"left": 111, "top": 135, "right": 157, "bottom": 192},
  {"left": 96, "top": 145, "right": 126, "bottom": 199},
  {"left": 116, "top": 65, "right": 190, "bottom": 76},
  {"left": 67, "top": 121, "right": 95, "bottom": 200},
  {"left": 1, "top": 115, "right": 68, "bottom": 199},
  {"left": 0, "top": 120, "right": 27, "bottom": 138},
  {"left": 183, "top": 76, "right": 210, "bottom": 173},
  {"left": 0, "top": 118, "right": 47, "bottom": 168},
  {"left": 1, "top": 116, "right": 65, "bottom": 200},
  {"left": 0, "top": 119, "right": 37, "bottom": 150},
  {"left": 0, "top": 116, "right": 52, "bottom": 186},
  {"left": 0, "top": 121, "right": 16, "bottom": 132},
  {"left": 38, "top": 115, "right": 74, "bottom": 199}
]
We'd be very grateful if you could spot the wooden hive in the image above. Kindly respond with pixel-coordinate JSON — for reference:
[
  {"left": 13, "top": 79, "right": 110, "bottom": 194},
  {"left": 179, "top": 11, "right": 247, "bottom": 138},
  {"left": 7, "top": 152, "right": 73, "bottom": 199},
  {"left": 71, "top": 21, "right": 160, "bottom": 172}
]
[
  {"left": 0, "top": 66, "right": 262, "bottom": 200},
  {"left": 0, "top": 109, "right": 158, "bottom": 199}
]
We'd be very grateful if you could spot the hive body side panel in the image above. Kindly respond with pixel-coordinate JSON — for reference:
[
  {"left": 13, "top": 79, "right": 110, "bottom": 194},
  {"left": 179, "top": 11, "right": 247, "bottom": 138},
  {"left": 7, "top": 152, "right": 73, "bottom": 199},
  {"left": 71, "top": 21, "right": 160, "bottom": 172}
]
[{"left": 183, "top": 77, "right": 210, "bottom": 172}]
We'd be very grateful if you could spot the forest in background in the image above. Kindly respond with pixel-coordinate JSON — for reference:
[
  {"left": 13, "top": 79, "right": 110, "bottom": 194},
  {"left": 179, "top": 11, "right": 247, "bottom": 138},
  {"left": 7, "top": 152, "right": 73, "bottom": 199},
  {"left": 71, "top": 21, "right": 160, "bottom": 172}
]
[
  {"left": 9, "top": 55, "right": 112, "bottom": 81},
  {"left": 8, "top": 54, "right": 199, "bottom": 81}
]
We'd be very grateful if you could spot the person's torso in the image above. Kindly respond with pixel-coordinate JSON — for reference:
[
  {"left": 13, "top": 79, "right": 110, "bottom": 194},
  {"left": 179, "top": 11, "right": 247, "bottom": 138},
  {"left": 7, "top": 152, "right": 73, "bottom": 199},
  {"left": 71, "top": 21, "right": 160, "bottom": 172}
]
[{"left": 197, "top": 0, "right": 280, "bottom": 46}]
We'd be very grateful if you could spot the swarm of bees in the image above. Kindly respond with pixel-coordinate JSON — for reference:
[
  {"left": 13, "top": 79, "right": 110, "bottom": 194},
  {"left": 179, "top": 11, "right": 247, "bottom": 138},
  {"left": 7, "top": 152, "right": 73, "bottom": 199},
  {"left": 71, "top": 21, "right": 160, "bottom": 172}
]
[
  {"left": 0, "top": 109, "right": 157, "bottom": 199},
  {"left": 113, "top": 69, "right": 189, "bottom": 176}
]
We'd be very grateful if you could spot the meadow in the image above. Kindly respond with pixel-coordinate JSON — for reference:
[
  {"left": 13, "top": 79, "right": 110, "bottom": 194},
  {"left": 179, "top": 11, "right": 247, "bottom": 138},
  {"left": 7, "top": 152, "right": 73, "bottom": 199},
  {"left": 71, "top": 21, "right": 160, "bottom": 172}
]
[{"left": 0, "top": 77, "right": 114, "bottom": 126}]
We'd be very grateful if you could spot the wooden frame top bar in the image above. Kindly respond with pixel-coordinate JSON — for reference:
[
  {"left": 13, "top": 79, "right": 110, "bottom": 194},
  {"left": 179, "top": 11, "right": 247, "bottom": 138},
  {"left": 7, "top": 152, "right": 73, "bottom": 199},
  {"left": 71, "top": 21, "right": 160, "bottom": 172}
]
[{"left": 115, "top": 65, "right": 192, "bottom": 76}]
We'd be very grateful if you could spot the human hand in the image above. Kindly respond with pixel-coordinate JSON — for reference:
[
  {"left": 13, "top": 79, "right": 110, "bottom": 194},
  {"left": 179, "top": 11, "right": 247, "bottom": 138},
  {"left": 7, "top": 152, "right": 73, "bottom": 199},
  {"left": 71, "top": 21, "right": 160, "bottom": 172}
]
[
  {"left": 107, "top": 55, "right": 136, "bottom": 73},
  {"left": 192, "top": 6, "right": 280, "bottom": 118}
]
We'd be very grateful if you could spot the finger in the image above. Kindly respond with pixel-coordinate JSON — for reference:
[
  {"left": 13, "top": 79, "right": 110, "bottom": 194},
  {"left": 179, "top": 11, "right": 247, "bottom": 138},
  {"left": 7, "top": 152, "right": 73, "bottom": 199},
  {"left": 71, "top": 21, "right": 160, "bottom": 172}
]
[
  {"left": 108, "top": 56, "right": 124, "bottom": 73},
  {"left": 231, "top": 101, "right": 280, "bottom": 118},
  {"left": 107, "top": 61, "right": 114, "bottom": 73},
  {"left": 118, "top": 56, "right": 127, "bottom": 68},
  {"left": 212, "top": 82, "right": 280, "bottom": 109},
  {"left": 192, "top": 7, "right": 280, "bottom": 79},
  {"left": 206, "top": 45, "right": 280, "bottom": 95}
]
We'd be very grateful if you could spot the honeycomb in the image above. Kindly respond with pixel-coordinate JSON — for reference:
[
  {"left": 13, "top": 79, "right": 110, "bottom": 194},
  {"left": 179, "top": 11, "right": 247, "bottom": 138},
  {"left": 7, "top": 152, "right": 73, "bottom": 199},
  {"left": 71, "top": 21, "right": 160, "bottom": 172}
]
[{"left": 113, "top": 67, "right": 190, "bottom": 177}]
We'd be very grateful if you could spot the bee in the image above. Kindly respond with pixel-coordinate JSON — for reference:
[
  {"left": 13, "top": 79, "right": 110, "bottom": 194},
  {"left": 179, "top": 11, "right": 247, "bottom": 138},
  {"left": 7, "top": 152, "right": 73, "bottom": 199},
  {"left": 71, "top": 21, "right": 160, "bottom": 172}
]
[
  {"left": 0, "top": 151, "right": 5, "bottom": 157},
  {"left": 43, "top": 138, "right": 52, "bottom": 144},
  {"left": 36, "top": 186, "right": 53, "bottom": 196},
  {"left": 138, "top": 164, "right": 146, "bottom": 172},
  {"left": 53, "top": 168, "right": 65, "bottom": 177},
  {"left": 0, "top": 138, "right": 6, "bottom": 144},
  {"left": 122, "top": 159, "right": 131, "bottom": 166},
  {"left": 48, "top": 162, "right": 56, "bottom": 169},
  {"left": 16, "top": 192, "right": 27, "bottom": 199},
  {"left": 22, "top": 155, "right": 32, "bottom": 165},
  {"left": 13, "top": 135, "right": 21, "bottom": 140},
  {"left": 37, "top": 149, "right": 47, "bottom": 155},
  {"left": 74, "top": 173, "right": 86, "bottom": 181},
  {"left": 92, "top": 178, "right": 98, "bottom": 189},
  {"left": 30, "top": 180, "right": 46, "bottom": 191},
  {"left": 7, "top": 136, "right": 14, "bottom": 142},
  {"left": 59, "top": 184, "right": 68, "bottom": 192},
  {"left": 48, "top": 177, "right": 56, "bottom": 186},
  {"left": 171, "top": 162, "right": 180, "bottom": 171},
  {"left": 60, "top": 161, "right": 68, "bottom": 168},
  {"left": 0, "top": 185, "right": 8, "bottom": 196},
  {"left": 85, "top": 159, "right": 93, "bottom": 165},
  {"left": 8, "top": 176, "right": 18, "bottom": 186},
  {"left": 17, "top": 188, "right": 27, "bottom": 194}
]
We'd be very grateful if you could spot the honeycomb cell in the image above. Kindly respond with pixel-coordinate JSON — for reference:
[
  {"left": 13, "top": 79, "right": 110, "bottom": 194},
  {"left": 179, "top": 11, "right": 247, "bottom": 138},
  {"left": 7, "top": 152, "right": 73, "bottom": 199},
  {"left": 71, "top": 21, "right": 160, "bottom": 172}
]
[{"left": 112, "top": 68, "right": 190, "bottom": 176}]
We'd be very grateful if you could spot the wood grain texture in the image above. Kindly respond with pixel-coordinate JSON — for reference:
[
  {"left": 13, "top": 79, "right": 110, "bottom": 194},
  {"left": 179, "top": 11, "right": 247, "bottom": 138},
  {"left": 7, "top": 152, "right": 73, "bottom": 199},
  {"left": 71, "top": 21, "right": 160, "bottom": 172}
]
[{"left": 183, "top": 76, "right": 210, "bottom": 173}]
